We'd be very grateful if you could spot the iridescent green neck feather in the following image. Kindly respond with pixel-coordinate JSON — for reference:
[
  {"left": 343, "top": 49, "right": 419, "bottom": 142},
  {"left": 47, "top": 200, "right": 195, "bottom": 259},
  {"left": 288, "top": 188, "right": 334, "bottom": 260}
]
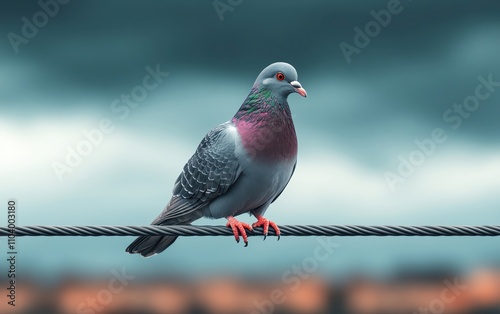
[{"left": 232, "top": 87, "right": 298, "bottom": 161}]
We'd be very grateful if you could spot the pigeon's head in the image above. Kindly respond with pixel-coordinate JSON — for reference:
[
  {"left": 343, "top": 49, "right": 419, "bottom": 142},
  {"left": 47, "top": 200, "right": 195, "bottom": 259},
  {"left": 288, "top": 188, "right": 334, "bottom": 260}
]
[{"left": 253, "top": 62, "right": 307, "bottom": 98}]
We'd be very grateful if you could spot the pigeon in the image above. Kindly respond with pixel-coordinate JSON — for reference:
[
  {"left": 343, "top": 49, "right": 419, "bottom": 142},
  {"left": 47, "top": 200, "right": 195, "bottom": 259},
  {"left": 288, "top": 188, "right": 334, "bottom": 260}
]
[{"left": 126, "top": 62, "right": 307, "bottom": 257}]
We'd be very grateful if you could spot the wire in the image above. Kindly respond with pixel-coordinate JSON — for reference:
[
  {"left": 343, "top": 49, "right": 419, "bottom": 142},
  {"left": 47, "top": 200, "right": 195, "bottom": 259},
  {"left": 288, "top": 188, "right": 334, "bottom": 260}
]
[{"left": 1, "top": 225, "right": 500, "bottom": 237}]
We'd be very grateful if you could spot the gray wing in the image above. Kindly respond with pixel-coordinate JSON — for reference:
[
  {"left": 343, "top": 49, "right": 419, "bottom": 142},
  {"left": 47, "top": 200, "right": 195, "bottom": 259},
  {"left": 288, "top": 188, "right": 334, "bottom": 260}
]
[{"left": 152, "top": 122, "right": 242, "bottom": 224}]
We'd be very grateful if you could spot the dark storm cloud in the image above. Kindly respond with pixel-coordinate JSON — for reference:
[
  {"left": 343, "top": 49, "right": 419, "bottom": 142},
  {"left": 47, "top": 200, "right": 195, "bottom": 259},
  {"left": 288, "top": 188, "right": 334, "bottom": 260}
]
[{"left": 1, "top": 0, "right": 499, "bottom": 144}]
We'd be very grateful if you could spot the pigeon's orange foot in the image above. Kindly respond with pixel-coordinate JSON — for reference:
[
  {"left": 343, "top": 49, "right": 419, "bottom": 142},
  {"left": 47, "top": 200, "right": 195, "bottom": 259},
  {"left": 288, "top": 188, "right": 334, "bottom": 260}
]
[
  {"left": 252, "top": 215, "right": 280, "bottom": 241},
  {"left": 226, "top": 216, "right": 253, "bottom": 247}
]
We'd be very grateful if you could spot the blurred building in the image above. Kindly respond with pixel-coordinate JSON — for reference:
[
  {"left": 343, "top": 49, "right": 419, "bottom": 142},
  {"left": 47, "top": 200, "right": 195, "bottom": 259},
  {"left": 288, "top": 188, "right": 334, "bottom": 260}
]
[{"left": 2, "top": 268, "right": 499, "bottom": 314}]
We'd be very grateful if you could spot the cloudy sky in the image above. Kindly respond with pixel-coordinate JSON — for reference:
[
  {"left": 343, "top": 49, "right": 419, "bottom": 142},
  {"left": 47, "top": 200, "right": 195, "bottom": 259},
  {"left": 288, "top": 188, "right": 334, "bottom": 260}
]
[{"left": 1, "top": 0, "right": 499, "bottom": 281}]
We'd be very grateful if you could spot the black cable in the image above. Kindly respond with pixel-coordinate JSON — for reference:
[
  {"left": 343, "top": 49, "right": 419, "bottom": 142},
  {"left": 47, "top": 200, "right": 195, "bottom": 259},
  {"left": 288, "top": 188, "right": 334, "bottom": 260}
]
[{"left": 1, "top": 225, "right": 500, "bottom": 237}]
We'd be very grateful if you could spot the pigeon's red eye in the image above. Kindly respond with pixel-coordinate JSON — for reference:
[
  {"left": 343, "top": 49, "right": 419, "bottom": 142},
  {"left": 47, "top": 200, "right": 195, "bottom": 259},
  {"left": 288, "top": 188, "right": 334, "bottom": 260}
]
[{"left": 276, "top": 72, "right": 285, "bottom": 81}]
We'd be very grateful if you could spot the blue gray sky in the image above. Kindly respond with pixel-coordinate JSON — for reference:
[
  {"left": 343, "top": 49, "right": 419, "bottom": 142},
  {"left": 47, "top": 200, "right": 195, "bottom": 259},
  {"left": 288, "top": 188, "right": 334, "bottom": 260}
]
[{"left": 1, "top": 0, "right": 499, "bottom": 281}]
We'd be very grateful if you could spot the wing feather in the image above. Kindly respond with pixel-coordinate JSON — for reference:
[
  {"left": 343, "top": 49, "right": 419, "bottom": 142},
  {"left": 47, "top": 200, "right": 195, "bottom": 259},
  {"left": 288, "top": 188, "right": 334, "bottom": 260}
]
[{"left": 153, "top": 122, "right": 242, "bottom": 224}]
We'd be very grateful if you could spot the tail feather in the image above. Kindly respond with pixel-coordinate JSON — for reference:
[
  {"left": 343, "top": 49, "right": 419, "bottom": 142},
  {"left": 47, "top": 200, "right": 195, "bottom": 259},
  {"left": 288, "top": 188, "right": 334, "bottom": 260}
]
[
  {"left": 126, "top": 234, "right": 178, "bottom": 257},
  {"left": 126, "top": 199, "right": 203, "bottom": 257}
]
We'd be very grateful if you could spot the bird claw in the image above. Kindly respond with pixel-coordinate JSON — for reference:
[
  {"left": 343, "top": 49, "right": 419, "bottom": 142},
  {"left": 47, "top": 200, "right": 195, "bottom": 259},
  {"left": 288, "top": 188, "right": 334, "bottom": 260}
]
[
  {"left": 252, "top": 215, "right": 280, "bottom": 240},
  {"left": 226, "top": 216, "right": 252, "bottom": 246}
]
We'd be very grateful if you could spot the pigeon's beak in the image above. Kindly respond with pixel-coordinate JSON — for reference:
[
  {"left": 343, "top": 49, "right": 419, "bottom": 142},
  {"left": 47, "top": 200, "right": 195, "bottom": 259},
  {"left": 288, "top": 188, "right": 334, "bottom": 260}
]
[{"left": 290, "top": 81, "right": 307, "bottom": 98}]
